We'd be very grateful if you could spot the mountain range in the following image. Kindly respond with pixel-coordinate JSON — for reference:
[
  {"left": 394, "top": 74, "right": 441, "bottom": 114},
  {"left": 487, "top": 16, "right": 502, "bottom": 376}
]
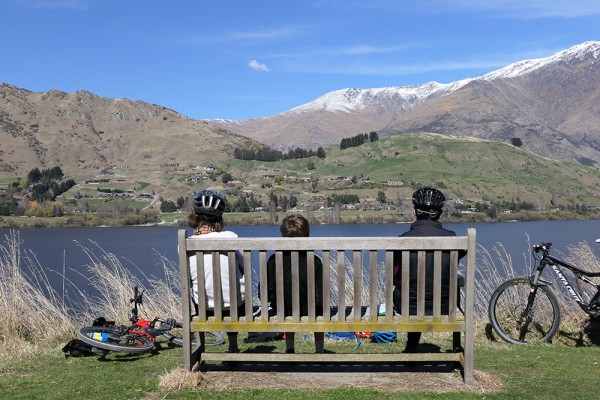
[
  {"left": 210, "top": 41, "right": 600, "bottom": 165},
  {"left": 1, "top": 41, "right": 600, "bottom": 182}
]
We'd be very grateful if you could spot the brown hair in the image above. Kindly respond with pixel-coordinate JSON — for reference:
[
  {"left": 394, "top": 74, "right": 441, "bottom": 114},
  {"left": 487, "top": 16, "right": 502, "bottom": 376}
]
[
  {"left": 280, "top": 214, "right": 310, "bottom": 237},
  {"left": 187, "top": 210, "right": 224, "bottom": 232}
]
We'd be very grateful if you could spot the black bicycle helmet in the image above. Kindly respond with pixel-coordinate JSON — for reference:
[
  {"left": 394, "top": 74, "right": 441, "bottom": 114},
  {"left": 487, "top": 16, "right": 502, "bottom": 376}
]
[
  {"left": 193, "top": 189, "right": 227, "bottom": 219},
  {"left": 412, "top": 186, "right": 445, "bottom": 211}
]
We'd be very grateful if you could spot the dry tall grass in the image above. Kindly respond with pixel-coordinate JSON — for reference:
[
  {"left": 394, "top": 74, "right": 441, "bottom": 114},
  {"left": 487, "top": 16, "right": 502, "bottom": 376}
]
[
  {"left": 0, "top": 230, "right": 181, "bottom": 357},
  {"left": 0, "top": 231, "right": 75, "bottom": 356}
]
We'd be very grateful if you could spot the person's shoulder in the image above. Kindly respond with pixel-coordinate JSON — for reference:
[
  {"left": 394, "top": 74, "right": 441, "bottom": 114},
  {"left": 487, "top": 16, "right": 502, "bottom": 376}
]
[
  {"left": 440, "top": 225, "right": 457, "bottom": 236},
  {"left": 214, "top": 230, "right": 238, "bottom": 238}
]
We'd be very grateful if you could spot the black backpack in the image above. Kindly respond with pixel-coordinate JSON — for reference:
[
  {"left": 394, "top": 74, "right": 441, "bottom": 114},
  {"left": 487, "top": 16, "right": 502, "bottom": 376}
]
[
  {"left": 62, "top": 339, "right": 92, "bottom": 357},
  {"left": 62, "top": 317, "right": 112, "bottom": 357}
]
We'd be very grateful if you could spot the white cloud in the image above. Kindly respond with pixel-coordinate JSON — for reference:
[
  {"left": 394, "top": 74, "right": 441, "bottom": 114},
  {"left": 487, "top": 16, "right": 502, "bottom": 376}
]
[
  {"left": 189, "top": 26, "right": 300, "bottom": 45},
  {"left": 248, "top": 59, "right": 270, "bottom": 72}
]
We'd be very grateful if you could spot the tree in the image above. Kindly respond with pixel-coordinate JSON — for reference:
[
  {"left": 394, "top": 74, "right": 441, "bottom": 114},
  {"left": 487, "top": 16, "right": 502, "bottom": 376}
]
[
  {"left": 47, "top": 166, "right": 64, "bottom": 180},
  {"left": 279, "top": 196, "right": 289, "bottom": 212},
  {"left": 317, "top": 147, "right": 326, "bottom": 159},
  {"left": 511, "top": 137, "right": 523, "bottom": 147},
  {"left": 160, "top": 200, "right": 177, "bottom": 212},
  {"left": 233, "top": 195, "right": 250, "bottom": 212},
  {"left": 377, "top": 191, "right": 387, "bottom": 204},
  {"left": 369, "top": 131, "right": 379, "bottom": 142},
  {"left": 176, "top": 196, "right": 185, "bottom": 209},
  {"left": 221, "top": 172, "right": 233, "bottom": 184},
  {"left": 289, "top": 195, "right": 298, "bottom": 209},
  {"left": 27, "top": 168, "right": 42, "bottom": 183}
]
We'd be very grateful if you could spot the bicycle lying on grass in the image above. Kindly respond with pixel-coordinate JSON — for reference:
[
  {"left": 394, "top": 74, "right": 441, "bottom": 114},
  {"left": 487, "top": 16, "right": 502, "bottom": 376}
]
[
  {"left": 78, "top": 286, "right": 225, "bottom": 354},
  {"left": 488, "top": 241, "right": 600, "bottom": 344}
]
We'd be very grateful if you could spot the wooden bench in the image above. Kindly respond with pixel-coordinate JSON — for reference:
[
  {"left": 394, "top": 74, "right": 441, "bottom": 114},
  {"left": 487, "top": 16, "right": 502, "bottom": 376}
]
[{"left": 178, "top": 228, "right": 476, "bottom": 384}]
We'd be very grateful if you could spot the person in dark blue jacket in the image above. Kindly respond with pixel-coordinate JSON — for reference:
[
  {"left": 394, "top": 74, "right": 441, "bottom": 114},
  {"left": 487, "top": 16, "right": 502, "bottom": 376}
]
[{"left": 393, "top": 187, "right": 465, "bottom": 353}]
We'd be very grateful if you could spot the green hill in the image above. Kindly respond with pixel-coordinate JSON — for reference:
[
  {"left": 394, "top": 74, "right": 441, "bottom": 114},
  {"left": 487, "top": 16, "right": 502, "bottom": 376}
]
[{"left": 225, "top": 132, "right": 600, "bottom": 210}]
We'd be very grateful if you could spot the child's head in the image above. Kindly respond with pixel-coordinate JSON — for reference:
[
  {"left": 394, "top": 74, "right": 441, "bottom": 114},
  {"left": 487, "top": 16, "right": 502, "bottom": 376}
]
[{"left": 280, "top": 214, "right": 310, "bottom": 237}]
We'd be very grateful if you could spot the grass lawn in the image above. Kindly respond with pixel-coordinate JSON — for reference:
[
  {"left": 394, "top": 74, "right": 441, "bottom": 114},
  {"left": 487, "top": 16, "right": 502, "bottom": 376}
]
[{"left": 1, "top": 336, "right": 599, "bottom": 399}]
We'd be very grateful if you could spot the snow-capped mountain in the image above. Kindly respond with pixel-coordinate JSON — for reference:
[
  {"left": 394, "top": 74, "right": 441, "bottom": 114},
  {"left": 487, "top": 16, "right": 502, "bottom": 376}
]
[
  {"left": 482, "top": 41, "right": 600, "bottom": 80},
  {"left": 210, "top": 41, "right": 600, "bottom": 164}
]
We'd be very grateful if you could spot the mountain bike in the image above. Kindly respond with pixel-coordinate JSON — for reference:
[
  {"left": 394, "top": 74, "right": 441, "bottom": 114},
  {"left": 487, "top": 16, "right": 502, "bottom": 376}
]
[
  {"left": 78, "top": 286, "right": 224, "bottom": 353},
  {"left": 488, "top": 241, "right": 600, "bottom": 344}
]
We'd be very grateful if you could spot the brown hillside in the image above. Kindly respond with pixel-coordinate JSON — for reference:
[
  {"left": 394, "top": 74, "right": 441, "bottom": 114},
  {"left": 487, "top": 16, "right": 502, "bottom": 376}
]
[{"left": 0, "top": 84, "right": 253, "bottom": 178}]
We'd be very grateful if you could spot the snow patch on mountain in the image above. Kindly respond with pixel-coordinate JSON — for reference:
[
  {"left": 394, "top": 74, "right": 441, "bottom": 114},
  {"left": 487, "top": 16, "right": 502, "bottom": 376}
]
[
  {"left": 288, "top": 79, "right": 474, "bottom": 115},
  {"left": 483, "top": 41, "right": 600, "bottom": 81}
]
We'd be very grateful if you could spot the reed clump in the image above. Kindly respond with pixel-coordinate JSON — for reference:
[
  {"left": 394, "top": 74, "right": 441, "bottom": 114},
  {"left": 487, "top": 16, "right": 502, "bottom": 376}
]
[
  {"left": 0, "top": 231, "right": 75, "bottom": 356},
  {"left": 0, "top": 230, "right": 182, "bottom": 358}
]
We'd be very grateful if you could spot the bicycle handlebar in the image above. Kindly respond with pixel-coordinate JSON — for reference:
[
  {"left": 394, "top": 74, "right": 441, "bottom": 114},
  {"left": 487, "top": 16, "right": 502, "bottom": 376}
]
[
  {"left": 533, "top": 243, "right": 552, "bottom": 253},
  {"left": 131, "top": 286, "right": 144, "bottom": 305}
]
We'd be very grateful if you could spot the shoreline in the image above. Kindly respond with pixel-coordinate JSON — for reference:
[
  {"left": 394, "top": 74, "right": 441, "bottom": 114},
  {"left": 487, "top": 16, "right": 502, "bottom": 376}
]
[{"left": 1, "top": 208, "right": 599, "bottom": 229}]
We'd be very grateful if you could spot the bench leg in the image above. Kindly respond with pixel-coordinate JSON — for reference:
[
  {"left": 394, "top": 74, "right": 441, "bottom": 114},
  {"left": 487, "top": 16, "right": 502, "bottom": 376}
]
[
  {"left": 285, "top": 332, "right": 295, "bottom": 352},
  {"left": 190, "top": 332, "right": 203, "bottom": 370},
  {"left": 453, "top": 331, "right": 462, "bottom": 351},
  {"left": 227, "top": 332, "right": 240, "bottom": 353},
  {"left": 315, "top": 332, "right": 325, "bottom": 353}
]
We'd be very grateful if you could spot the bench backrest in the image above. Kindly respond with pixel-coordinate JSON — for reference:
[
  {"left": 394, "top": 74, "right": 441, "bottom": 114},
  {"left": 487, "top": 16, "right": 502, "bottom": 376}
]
[{"left": 178, "top": 228, "right": 476, "bottom": 329}]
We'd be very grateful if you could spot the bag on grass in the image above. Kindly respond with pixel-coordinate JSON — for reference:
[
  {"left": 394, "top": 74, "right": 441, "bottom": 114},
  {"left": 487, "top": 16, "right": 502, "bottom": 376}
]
[
  {"left": 370, "top": 331, "right": 397, "bottom": 343},
  {"left": 326, "top": 332, "right": 361, "bottom": 349},
  {"left": 244, "top": 332, "right": 285, "bottom": 343},
  {"left": 62, "top": 339, "right": 93, "bottom": 357}
]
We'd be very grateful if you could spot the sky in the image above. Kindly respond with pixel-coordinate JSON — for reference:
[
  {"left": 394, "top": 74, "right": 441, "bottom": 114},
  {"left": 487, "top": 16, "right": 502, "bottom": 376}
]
[{"left": 1, "top": 1, "right": 599, "bottom": 121}]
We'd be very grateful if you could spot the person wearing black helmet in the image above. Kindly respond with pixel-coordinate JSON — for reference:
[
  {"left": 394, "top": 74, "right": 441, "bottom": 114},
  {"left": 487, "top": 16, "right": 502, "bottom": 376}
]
[
  {"left": 187, "top": 189, "right": 245, "bottom": 353},
  {"left": 393, "top": 186, "right": 465, "bottom": 353}
]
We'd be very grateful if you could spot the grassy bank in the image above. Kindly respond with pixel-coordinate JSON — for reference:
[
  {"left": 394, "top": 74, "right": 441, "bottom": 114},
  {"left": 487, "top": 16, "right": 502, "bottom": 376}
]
[
  {"left": 1, "top": 230, "right": 600, "bottom": 398},
  {"left": 1, "top": 336, "right": 599, "bottom": 399}
]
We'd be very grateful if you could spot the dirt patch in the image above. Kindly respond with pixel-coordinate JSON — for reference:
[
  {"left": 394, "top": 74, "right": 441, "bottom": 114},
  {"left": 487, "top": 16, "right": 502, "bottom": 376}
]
[{"left": 160, "top": 364, "right": 502, "bottom": 393}]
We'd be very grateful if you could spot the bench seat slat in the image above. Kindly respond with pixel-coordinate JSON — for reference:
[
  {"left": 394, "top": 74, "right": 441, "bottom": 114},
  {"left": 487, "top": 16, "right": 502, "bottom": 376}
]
[{"left": 190, "top": 320, "right": 465, "bottom": 333}]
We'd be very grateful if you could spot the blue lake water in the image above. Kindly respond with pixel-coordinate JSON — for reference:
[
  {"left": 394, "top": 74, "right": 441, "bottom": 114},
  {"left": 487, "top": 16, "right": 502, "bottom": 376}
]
[{"left": 1, "top": 219, "right": 599, "bottom": 299}]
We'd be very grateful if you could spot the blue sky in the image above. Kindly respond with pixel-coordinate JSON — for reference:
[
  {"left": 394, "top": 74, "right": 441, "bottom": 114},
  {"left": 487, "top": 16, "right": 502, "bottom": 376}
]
[{"left": 1, "top": 1, "right": 599, "bottom": 120}]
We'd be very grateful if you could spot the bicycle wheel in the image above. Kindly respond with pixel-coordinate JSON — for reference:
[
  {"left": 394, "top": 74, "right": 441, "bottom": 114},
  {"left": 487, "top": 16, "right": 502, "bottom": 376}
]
[
  {"left": 489, "top": 277, "right": 561, "bottom": 344},
  {"left": 167, "top": 331, "right": 225, "bottom": 347},
  {"left": 78, "top": 325, "right": 154, "bottom": 353}
]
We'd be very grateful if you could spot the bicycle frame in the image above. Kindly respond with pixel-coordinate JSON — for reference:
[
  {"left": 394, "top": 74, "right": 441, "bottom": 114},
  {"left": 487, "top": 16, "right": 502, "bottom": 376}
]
[
  {"left": 531, "top": 243, "right": 600, "bottom": 316},
  {"left": 128, "top": 287, "right": 176, "bottom": 340}
]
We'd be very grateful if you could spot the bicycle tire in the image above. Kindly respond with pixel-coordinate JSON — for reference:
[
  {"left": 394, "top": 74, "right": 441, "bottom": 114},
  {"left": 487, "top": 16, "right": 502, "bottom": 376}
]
[
  {"left": 488, "top": 277, "right": 561, "bottom": 344},
  {"left": 167, "top": 331, "right": 225, "bottom": 347},
  {"left": 78, "top": 325, "right": 154, "bottom": 353}
]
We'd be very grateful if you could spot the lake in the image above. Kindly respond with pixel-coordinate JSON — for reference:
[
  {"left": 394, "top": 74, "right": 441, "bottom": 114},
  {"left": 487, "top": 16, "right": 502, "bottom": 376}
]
[{"left": 1, "top": 220, "right": 599, "bottom": 299}]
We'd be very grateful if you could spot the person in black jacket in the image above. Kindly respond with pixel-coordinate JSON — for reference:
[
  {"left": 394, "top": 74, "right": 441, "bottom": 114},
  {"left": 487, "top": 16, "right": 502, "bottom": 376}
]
[
  {"left": 393, "top": 187, "right": 465, "bottom": 353},
  {"left": 266, "top": 214, "right": 324, "bottom": 353}
]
